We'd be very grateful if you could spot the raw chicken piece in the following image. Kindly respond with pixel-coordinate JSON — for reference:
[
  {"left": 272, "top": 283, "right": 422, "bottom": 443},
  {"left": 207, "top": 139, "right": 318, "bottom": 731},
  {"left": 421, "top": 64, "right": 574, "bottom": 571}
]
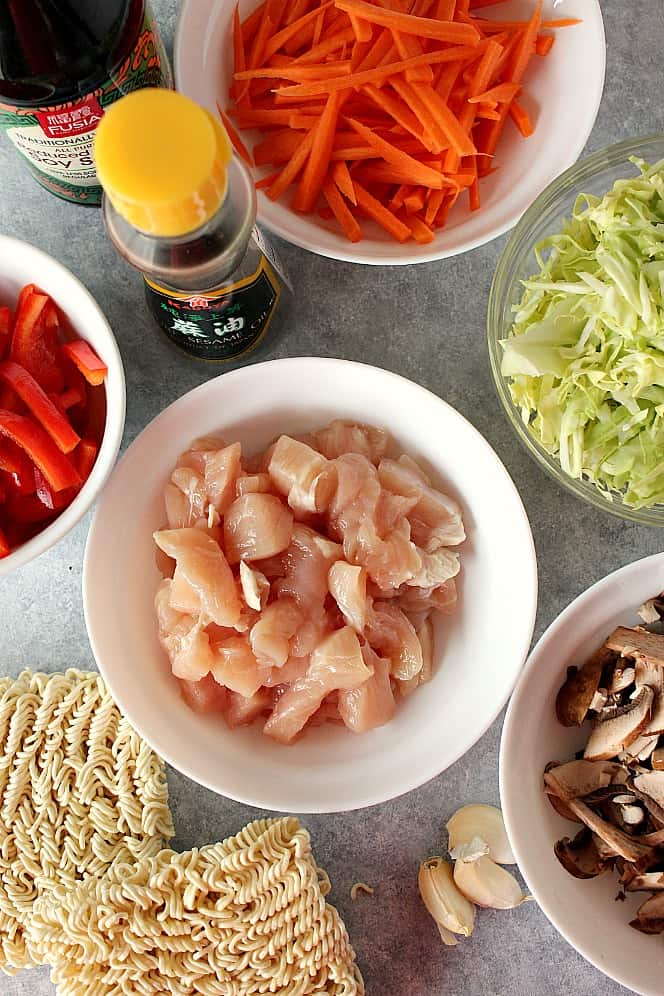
[
  {"left": 169, "top": 565, "right": 201, "bottom": 614},
  {"left": 328, "top": 454, "right": 420, "bottom": 588},
  {"left": 268, "top": 435, "right": 337, "bottom": 514},
  {"left": 399, "top": 616, "right": 435, "bottom": 696},
  {"left": 309, "top": 695, "right": 344, "bottom": 727},
  {"left": 338, "top": 645, "right": 395, "bottom": 733},
  {"left": 203, "top": 442, "right": 242, "bottom": 514},
  {"left": 366, "top": 600, "right": 423, "bottom": 681},
  {"left": 263, "top": 626, "right": 372, "bottom": 744},
  {"left": 289, "top": 605, "right": 329, "bottom": 657},
  {"left": 263, "top": 655, "right": 310, "bottom": 687},
  {"left": 224, "top": 493, "right": 293, "bottom": 564},
  {"left": 169, "top": 468, "right": 207, "bottom": 525},
  {"left": 277, "top": 524, "right": 342, "bottom": 609},
  {"left": 374, "top": 491, "right": 418, "bottom": 534},
  {"left": 243, "top": 442, "right": 276, "bottom": 474},
  {"left": 179, "top": 673, "right": 228, "bottom": 713},
  {"left": 236, "top": 472, "right": 273, "bottom": 496},
  {"left": 408, "top": 548, "right": 460, "bottom": 588},
  {"left": 239, "top": 561, "right": 270, "bottom": 611},
  {"left": 176, "top": 435, "right": 226, "bottom": 474},
  {"left": 252, "top": 552, "right": 287, "bottom": 579},
  {"left": 378, "top": 458, "right": 465, "bottom": 549},
  {"left": 328, "top": 561, "right": 367, "bottom": 632},
  {"left": 250, "top": 598, "right": 303, "bottom": 667},
  {"left": 312, "top": 421, "right": 389, "bottom": 465},
  {"left": 155, "top": 579, "right": 214, "bottom": 681},
  {"left": 223, "top": 687, "right": 273, "bottom": 728},
  {"left": 210, "top": 635, "right": 266, "bottom": 697},
  {"left": 154, "top": 528, "right": 241, "bottom": 627},
  {"left": 164, "top": 483, "right": 190, "bottom": 529},
  {"left": 395, "top": 578, "right": 458, "bottom": 616}
]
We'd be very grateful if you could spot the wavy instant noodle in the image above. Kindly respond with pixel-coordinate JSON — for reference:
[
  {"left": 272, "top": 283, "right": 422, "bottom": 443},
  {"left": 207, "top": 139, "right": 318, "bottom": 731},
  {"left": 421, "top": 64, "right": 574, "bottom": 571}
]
[
  {"left": 29, "top": 816, "right": 364, "bottom": 995},
  {"left": 0, "top": 669, "right": 173, "bottom": 974}
]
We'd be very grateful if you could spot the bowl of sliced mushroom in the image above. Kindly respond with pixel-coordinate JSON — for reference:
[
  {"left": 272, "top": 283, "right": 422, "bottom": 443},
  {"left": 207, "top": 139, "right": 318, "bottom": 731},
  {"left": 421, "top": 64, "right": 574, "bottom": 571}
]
[{"left": 500, "top": 552, "right": 664, "bottom": 996}]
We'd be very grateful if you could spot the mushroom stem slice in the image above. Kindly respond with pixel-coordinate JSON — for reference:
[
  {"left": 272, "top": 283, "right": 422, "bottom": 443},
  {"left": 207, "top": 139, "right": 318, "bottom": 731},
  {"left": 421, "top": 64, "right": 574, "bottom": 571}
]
[
  {"left": 566, "top": 799, "right": 655, "bottom": 865},
  {"left": 446, "top": 805, "right": 515, "bottom": 865},
  {"left": 453, "top": 855, "right": 529, "bottom": 910},
  {"left": 554, "top": 829, "right": 612, "bottom": 880},
  {"left": 606, "top": 627, "right": 664, "bottom": 667},
  {"left": 626, "top": 873, "right": 664, "bottom": 892},
  {"left": 583, "top": 686, "right": 654, "bottom": 761},
  {"left": 418, "top": 857, "right": 475, "bottom": 941},
  {"left": 543, "top": 759, "right": 624, "bottom": 801}
]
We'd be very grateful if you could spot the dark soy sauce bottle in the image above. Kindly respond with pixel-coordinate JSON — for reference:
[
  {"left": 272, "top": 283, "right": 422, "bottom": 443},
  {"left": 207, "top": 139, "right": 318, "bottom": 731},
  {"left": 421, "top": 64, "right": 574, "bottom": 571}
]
[{"left": 0, "top": 0, "right": 172, "bottom": 204}]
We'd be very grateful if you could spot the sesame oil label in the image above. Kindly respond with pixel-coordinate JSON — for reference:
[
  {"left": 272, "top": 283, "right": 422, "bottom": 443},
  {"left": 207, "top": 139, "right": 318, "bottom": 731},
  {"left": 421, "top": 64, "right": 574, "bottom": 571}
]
[{"left": 144, "top": 258, "right": 281, "bottom": 362}]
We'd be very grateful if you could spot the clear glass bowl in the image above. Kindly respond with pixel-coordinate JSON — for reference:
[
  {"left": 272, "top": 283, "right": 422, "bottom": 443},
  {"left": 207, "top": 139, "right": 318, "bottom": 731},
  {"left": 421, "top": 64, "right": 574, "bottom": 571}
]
[{"left": 488, "top": 134, "right": 664, "bottom": 527}]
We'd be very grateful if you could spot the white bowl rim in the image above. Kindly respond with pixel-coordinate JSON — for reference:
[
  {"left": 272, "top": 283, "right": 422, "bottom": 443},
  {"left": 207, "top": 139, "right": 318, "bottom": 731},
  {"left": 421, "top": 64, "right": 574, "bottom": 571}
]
[
  {"left": 0, "top": 235, "right": 126, "bottom": 576},
  {"left": 173, "top": 0, "right": 606, "bottom": 265},
  {"left": 84, "top": 356, "right": 538, "bottom": 811},
  {"left": 499, "top": 550, "right": 664, "bottom": 995}
]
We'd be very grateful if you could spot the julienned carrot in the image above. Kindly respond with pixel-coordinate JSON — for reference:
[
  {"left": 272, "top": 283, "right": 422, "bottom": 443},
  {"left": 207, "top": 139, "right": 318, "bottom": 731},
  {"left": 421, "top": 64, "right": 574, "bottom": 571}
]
[
  {"left": 473, "top": 16, "right": 579, "bottom": 31},
  {"left": 347, "top": 117, "right": 444, "bottom": 187},
  {"left": 332, "top": 160, "right": 357, "bottom": 203},
  {"left": 218, "top": 105, "right": 254, "bottom": 166},
  {"left": 509, "top": 99, "right": 534, "bottom": 136},
  {"left": 266, "top": 128, "right": 316, "bottom": 199},
  {"left": 535, "top": 33, "right": 554, "bottom": 56},
  {"left": 230, "top": 0, "right": 578, "bottom": 244},
  {"left": 334, "top": 0, "right": 481, "bottom": 44},
  {"left": 322, "top": 178, "right": 362, "bottom": 240},
  {"left": 274, "top": 44, "right": 478, "bottom": 96},
  {"left": 293, "top": 91, "right": 344, "bottom": 211},
  {"left": 468, "top": 81, "right": 519, "bottom": 102},
  {"left": 352, "top": 180, "right": 411, "bottom": 241}
]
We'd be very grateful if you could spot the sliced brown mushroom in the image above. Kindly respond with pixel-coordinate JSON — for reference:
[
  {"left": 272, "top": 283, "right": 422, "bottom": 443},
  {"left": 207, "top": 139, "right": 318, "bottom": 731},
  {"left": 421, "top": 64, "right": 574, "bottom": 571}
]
[
  {"left": 609, "top": 666, "right": 636, "bottom": 695},
  {"left": 643, "top": 690, "right": 664, "bottom": 737},
  {"left": 632, "top": 771, "right": 664, "bottom": 825},
  {"left": 626, "top": 872, "right": 664, "bottom": 892},
  {"left": 543, "top": 759, "right": 624, "bottom": 802},
  {"left": 554, "top": 828, "right": 613, "bottom": 879},
  {"left": 638, "top": 598, "right": 664, "bottom": 625},
  {"left": 652, "top": 747, "right": 664, "bottom": 771},
  {"left": 556, "top": 645, "right": 616, "bottom": 727},
  {"left": 630, "top": 892, "right": 664, "bottom": 934},
  {"left": 606, "top": 627, "right": 664, "bottom": 667},
  {"left": 565, "top": 799, "right": 656, "bottom": 865},
  {"left": 608, "top": 794, "right": 646, "bottom": 832},
  {"left": 635, "top": 658, "right": 664, "bottom": 696},
  {"left": 619, "top": 733, "right": 660, "bottom": 764},
  {"left": 584, "top": 686, "right": 654, "bottom": 761}
]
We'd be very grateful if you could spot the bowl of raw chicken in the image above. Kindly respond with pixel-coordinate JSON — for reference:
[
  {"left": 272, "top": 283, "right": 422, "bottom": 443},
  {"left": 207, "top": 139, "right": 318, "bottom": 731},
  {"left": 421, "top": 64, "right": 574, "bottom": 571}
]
[{"left": 84, "top": 358, "right": 537, "bottom": 812}]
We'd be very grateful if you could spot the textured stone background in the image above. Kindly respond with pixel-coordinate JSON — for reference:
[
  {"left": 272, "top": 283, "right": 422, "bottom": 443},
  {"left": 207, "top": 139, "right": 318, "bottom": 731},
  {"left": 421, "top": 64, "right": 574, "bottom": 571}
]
[{"left": 2, "top": 1, "right": 663, "bottom": 994}]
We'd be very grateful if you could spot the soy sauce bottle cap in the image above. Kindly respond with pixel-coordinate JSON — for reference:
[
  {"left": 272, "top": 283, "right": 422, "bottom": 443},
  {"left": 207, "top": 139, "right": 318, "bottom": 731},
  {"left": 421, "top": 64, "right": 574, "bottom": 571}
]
[{"left": 94, "top": 88, "right": 232, "bottom": 237}]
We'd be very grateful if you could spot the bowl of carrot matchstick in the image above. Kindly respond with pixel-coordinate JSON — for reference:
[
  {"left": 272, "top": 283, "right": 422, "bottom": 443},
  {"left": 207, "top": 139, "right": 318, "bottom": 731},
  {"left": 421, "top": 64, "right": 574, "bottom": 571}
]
[{"left": 175, "top": 0, "right": 605, "bottom": 264}]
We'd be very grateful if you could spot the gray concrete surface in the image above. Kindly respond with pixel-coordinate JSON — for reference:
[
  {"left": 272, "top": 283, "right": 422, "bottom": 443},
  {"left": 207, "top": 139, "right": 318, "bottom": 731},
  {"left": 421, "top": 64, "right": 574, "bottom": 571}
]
[{"left": 2, "top": 2, "right": 663, "bottom": 994}]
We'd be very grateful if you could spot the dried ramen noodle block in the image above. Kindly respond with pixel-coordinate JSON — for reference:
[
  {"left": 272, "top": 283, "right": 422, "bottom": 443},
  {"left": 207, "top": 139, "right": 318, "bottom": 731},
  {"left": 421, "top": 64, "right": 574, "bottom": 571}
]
[
  {"left": 29, "top": 816, "right": 365, "bottom": 996},
  {"left": 0, "top": 669, "right": 174, "bottom": 974}
]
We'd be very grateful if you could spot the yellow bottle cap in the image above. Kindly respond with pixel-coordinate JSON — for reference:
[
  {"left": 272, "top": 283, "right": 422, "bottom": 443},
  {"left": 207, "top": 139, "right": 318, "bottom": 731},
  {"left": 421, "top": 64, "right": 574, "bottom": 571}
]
[{"left": 94, "top": 89, "right": 232, "bottom": 238}]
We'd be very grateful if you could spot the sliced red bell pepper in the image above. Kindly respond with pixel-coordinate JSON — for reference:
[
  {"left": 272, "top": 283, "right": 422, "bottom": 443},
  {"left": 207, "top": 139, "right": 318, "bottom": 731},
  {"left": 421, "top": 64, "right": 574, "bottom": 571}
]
[
  {"left": 51, "top": 385, "right": 85, "bottom": 411},
  {"left": 33, "top": 466, "right": 55, "bottom": 510},
  {"left": 74, "top": 438, "right": 98, "bottom": 480},
  {"left": 0, "top": 525, "right": 9, "bottom": 558},
  {"left": 0, "top": 439, "right": 34, "bottom": 493},
  {"left": 0, "top": 307, "right": 11, "bottom": 361},
  {"left": 11, "top": 289, "right": 64, "bottom": 393},
  {"left": 0, "top": 411, "right": 80, "bottom": 492},
  {"left": 61, "top": 339, "right": 108, "bottom": 386},
  {"left": 6, "top": 492, "right": 56, "bottom": 525},
  {"left": 0, "top": 360, "right": 80, "bottom": 453}
]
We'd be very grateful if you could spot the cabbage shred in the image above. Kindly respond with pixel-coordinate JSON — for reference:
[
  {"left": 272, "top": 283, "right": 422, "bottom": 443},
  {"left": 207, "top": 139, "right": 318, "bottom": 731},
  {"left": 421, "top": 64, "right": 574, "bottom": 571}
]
[{"left": 501, "top": 158, "right": 664, "bottom": 510}]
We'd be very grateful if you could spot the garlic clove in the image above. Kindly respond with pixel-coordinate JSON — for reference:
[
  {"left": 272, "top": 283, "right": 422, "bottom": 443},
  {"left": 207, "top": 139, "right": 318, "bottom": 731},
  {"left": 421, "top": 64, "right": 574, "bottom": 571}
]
[
  {"left": 418, "top": 857, "right": 475, "bottom": 940},
  {"left": 437, "top": 924, "right": 459, "bottom": 947},
  {"left": 446, "top": 804, "right": 515, "bottom": 865},
  {"left": 449, "top": 835, "right": 489, "bottom": 863},
  {"left": 453, "top": 854, "right": 528, "bottom": 909}
]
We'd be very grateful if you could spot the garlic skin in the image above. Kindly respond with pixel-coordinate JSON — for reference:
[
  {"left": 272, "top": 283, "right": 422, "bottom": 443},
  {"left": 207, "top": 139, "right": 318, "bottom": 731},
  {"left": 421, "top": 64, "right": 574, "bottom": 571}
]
[
  {"left": 449, "top": 835, "right": 489, "bottom": 863},
  {"left": 453, "top": 854, "right": 528, "bottom": 910},
  {"left": 446, "top": 804, "right": 515, "bottom": 865},
  {"left": 418, "top": 857, "right": 475, "bottom": 942}
]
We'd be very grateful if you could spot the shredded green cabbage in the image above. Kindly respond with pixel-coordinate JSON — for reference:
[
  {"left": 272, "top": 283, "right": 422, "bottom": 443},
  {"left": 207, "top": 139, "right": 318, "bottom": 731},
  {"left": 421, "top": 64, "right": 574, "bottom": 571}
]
[{"left": 500, "top": 157, "right": 664, "bottom": 510}]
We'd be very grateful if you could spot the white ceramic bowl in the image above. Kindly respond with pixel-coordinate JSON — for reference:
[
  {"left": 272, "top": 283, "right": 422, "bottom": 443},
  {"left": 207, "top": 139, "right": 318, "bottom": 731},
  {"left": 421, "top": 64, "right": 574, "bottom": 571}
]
[
  {"left": 175, "top": 0, "right": 605, "bottom": 265},
  {"left": 500, "top": 552, "right": 664, "bottom": 996},
  {"left": 0, "top": 236, "right": 125, "bottom": 576},
  {"left": 84, "top": 357, "right": 537, "bottom": 813}
]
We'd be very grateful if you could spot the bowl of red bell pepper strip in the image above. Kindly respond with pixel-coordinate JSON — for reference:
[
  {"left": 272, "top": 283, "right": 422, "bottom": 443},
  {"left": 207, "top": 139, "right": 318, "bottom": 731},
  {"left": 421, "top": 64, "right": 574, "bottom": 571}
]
[
  {"left": 0, "top": 236, "right": 125, "bottom": 574},
  {"left": 175, "top": 0, "right": 606, "bottom": 264}
]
